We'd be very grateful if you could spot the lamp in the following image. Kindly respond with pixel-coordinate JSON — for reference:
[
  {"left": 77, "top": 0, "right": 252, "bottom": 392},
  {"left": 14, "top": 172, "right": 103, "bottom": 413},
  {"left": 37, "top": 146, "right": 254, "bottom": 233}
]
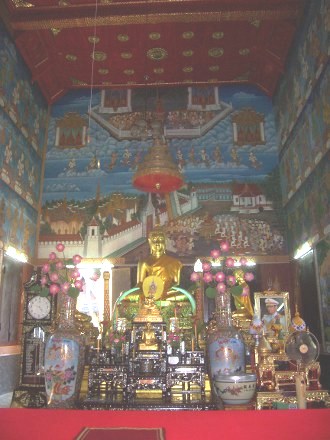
[{"left": 132, "top": 136, "right": 184, "bottom": 193}]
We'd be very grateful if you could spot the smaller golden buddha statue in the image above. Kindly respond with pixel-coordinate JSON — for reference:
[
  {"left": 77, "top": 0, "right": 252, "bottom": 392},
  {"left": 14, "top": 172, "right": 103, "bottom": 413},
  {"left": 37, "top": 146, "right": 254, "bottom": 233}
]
[
  {"left": 134, "top": 276, "right": 163, "bottom": 323},
  {"left": 138, "top": 322, "right": 159, "bottom": 351}
]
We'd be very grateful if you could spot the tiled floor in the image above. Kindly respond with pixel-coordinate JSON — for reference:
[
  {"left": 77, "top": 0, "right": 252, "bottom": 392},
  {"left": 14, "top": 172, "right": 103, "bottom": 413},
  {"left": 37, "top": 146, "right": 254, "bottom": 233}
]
[{"left": 0, "top": 392, "right": 12, "bottom": 408}]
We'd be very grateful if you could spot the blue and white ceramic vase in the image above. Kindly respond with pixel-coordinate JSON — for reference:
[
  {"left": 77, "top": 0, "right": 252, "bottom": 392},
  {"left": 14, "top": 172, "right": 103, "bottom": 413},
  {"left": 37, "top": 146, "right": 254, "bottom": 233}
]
[
  {"left": 44, "top": 293, "right": 85, "bottom": 408},
  {"left": 207, "top": 291, "right": 245, "bottom": 380}
]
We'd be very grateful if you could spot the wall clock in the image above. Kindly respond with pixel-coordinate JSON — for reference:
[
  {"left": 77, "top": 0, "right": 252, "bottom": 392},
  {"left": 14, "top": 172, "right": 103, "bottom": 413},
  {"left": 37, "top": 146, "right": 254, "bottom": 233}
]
[{"left": 11, "top": 271, "right": 57, "bottom": 408}]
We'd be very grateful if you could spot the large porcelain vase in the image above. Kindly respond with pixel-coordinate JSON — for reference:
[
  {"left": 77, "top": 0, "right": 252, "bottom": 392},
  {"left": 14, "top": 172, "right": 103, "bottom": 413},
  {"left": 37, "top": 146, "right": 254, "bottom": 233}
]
[
  {"left": 207, "top": 291, "right": 245, "bottom": 381},
  {"left": 44, "top": 293, "right": 85, "bottom": 408}
]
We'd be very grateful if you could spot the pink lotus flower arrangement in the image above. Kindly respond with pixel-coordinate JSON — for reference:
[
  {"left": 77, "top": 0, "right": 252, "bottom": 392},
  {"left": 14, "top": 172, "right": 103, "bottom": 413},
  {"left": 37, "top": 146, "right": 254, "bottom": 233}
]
[
  {"left": 33, "top": 243, "right": 83, "bottom": 299},
  {"left": 191, "top": 241, "right": 255, "bottom": 300}
]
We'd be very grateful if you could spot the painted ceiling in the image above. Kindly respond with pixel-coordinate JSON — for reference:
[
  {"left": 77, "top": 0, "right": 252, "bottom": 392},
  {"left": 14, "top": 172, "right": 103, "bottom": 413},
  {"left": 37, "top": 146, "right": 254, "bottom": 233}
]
[{"left": 1, "top": 0, "right": 307, "bottom": 104}]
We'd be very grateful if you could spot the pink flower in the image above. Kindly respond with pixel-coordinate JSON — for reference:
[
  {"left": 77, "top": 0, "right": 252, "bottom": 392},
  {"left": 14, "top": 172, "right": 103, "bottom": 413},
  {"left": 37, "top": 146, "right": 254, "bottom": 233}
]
[
  {"left": 74, "top": 279, "right": 83, "bottom": 290},
  {"left": 225, "top": 257, "right": 235, "bottom": 268},
  {"left": 71, "top": 268, "right": 80, "bottom": 279},
  {"left": 242, "top": 286, "right": 250, "bottom": 297},
  {"left": 226, "top": 275, "right": 236, "bottom": 286},
  {"left": 214, "top": 271, "right": 225, "bottom": 282},
  {"left": 216, "top": 282, "right": 226, "bottom": 293},
  {"left": 56, "top": 261, "right": 64, "bottom": 270},
  {"left": 49, "top": 284, "right": 60, "bottom": 295},
  {"left": 72, "top": 254, "right": 82, "bottom": 265},
  {"left": 61, "top": 282, "right": 70, "bottom": 293},
  {"left": 240, "top": 257, "right": 247, "bottom": 266},
  {"left": 42, "top": 263, "right": 50, "bottom": 274},
  {"left": 49, "top": 272, "right": 59, "bottom": 283},
  {"left": 202, "top": 261, "right": 211, "bottom": 272},
  {"left": 244, "top": 272, "right": 254, "bottom": 282},
  {"left": 49, "top": 252, "right": 57, "bottom": 261},
  {"left": 203, "top": 272, "right": 213, "bottom": 283},
  {"left": 56, "top": 243, "right": 65, "bottom": 252},
  {"left": 40, "top": 275, "right": 48, "bottom": 286},
  {"left": 220, "top": 240, "right": 230, "bottom": 252},
  {"left": 210, "top": 249, "right": 220, "bottom": 259},
  {"left": 190, "top": 272, "right": 200, "bottom": 282}
]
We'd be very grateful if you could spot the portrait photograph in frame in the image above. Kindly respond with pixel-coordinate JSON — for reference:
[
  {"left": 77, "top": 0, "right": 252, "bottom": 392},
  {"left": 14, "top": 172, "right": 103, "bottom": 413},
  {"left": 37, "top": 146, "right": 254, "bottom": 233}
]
[{"left": 254, "top": 291, "right": 291, "bottom": 336}]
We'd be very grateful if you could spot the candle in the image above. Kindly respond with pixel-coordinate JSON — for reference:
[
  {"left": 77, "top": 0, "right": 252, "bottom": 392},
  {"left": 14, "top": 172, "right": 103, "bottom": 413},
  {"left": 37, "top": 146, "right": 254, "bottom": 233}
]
[{"left": 295, "top": 373, "right": 307, "bottom": 409}]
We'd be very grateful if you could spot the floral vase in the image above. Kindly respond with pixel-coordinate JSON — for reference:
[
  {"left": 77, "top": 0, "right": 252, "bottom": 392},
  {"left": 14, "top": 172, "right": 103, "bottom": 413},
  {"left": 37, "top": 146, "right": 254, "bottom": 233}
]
[
  {"left": 207, "top": 292, "right": 245, "bottom": 381},
  {"left": 44, "top": 293, "right": 85, "bottom": 408}
]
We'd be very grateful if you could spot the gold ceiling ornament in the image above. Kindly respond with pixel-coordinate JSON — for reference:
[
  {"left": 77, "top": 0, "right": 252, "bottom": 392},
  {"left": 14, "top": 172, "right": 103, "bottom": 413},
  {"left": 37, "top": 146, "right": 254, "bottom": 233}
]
[
  {"left": 65, "top": 54, "right": 77, "bottom": 61},
  {"left": 12, "top": 0, "right": 34, "bottom": 6},
  {"left": 250, "top": 19, "right": 261, "bottom": 28},
  {"left": 121, "top": 52, "right": 133, "bottom": 59},
  {"left": 50, "top": 28, "right": 61, "bottom": 36},
  {"left": 117, "top": 34, "right": 129, "bottom": 42},
  {"left": 239, "top": 48, "right": 250, "bottom": 56},
  {"left": 182, "top": 31, "right": 194, "bottom": 39},
  {"left": 149, "top": 32, "right": 161, "bottom": 40},
  {"left": 183, "top": 66, "right": 193, "bottom": 73},
  {"left": 88, "top": 36, "right": 100, "bottom": 44},
  {"left": 58, "top": 0, "right": 71, "bottom": 5},
  {"left": 91, "top": 51, "right": 107, "bottom": 61},
  {"left": 153, "top": 68, "right": 164, "bottom": 74},
  {"left": 71, "top": 78, "right": 88, "bottom": 85},
  {"left": 209, "top": 65, "right": 219, "bottom": 72},
  {"left": 182, "top": 49, "right": 194, "bottom": 57},
  {"left": 98, "top": 68, "right": 109, "bottom": 75},
  {"left": 147, "top": 47, "right": 168, "bottom": 61},
  {"left": 208, "top": 47, "right": 224, "bottom": 57},
  {"left": 124, "top": 69, "right": 135, "bottom": 75},
  {"left": 212, "top": 31, "right": 224, "bottom": 39}
]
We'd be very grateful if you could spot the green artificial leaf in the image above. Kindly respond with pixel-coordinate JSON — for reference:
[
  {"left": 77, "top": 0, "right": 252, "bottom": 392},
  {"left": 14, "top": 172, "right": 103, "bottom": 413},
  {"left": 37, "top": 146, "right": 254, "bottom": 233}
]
[
  {"left": 39, "top": 286, "right": 50, "bottom": 297},
  {"left": 230, "top": 285, "right": 243, "bottom": 297},
  {"left": 205, "top": 286, "right": 217, "bottom": 299},
  {"left": 68, "top": 286, "right": 79, "bottom": 299}
]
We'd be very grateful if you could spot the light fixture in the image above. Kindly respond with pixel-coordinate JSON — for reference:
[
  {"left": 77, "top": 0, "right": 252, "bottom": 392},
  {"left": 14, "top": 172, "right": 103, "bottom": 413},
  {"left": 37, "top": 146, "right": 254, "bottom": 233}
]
[
  {"left": 5, "top": 246, "right": 28, "bottom": 263},
  {"left": 294, "top": 241, "right": 312, "bottom": 260}
]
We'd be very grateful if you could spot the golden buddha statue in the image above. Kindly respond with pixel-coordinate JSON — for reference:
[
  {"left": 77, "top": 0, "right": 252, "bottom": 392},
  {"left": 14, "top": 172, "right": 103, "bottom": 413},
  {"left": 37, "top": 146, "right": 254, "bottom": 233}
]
[
  {"left": 137, "top": 227, "right": 182, "bottom": 299},
  {"left": 138, "top": 322, "right": 159, "bottom": 351},
  {"left": 231, "top": 269, "right": 254, "bottom": 324}
]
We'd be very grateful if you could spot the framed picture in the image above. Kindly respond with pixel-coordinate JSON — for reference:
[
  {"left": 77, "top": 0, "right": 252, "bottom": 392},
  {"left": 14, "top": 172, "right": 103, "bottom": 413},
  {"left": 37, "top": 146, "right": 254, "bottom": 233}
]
[
  {"left": 315, "top": 234, "right": 330, "bottom": 354},
  {"left": 254, "top": 291, "right": 291, "bottom": 335}
]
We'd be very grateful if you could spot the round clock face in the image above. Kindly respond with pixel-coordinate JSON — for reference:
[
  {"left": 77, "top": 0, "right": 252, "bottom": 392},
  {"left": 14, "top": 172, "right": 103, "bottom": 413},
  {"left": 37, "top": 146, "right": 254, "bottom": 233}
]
[{"left": 27, "top": 296, "right": 51, "bottom": 320}]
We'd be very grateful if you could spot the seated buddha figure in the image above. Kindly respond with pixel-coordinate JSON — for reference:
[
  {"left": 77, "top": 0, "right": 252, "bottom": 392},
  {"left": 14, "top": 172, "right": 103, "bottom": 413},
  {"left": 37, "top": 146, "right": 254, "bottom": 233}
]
[
  {"left": 138, "top": 322, "right": 159, "bottom": 351},
  {"left": 137, "top": 227, "right": 183, "bottom": 300}
]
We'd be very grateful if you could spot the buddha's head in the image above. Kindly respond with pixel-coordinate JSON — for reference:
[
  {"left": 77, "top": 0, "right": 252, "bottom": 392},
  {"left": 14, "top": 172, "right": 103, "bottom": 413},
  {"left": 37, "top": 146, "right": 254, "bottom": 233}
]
[{"left": 148, "top": 228, "right": 166, "bottom": 258}]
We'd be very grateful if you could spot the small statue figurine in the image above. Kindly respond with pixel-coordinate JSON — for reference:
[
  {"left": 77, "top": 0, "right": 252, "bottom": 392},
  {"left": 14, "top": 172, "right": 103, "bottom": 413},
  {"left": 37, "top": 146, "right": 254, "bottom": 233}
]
[
  {"left": 138, "top": 322, "right": 159, "bottom": 351},
  {"left": 134, "top": 276, "right": 163, "bottom": 323}
]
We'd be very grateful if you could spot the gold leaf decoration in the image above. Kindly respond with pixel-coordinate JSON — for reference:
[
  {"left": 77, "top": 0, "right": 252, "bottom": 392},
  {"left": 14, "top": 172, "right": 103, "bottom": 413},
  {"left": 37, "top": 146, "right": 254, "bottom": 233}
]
[
  {"left": 124, "top": 69, "right": 134, "bottom": 75},
  {"left": 98, "top": 69, "right": 109, "bottom": 75},
  {"left": 250, "top": 20, "right": 261, "bottom": 28},
  {"left": 88, "top": 36, "right": 100, "bottom": 44},
  {"left": 182, "top": 50, "right": 194, "bottom": 57},
  {"left": 208, "top": 48, "right": 224, "bottom": 58},
  {"left": 212, "top": 31, "right": 224, "bottom": 39},
  {"left": 117, "top": 34, "right": 129, "bottom": 42},
  {"left": 12, "top": 0, "right": 34, "bottom": 6},
  {"left": 183, "top": 66, "right": 193, "bottom": 73},
  {"left": 153, "top": 68, "right": 164, "bottom": 74},
  {"left": 146, "top": 48, "right": 168, "bottom": 61},
  {"left": 209, "top": 65, "right": 219, "bottom": 72},
  {"left": 65, "top": 54, "right": 77, "bottom": 61},
  {"left": 50, "top": 28, "right": 61, "bottom": 36},
  {"left": 149, "top": 32, "right": 161, "bottom": 40},
  {"left": 121, "top": 52, "right": 133, "bottom": 59},
  {"left": 91, "top": 51, "right": 107, "bottom": 61},
  {"left": 182, "top": 31, "right": 194, "bottom": 39},
  {"left": 239, "top": 48, "right": 250, "bottom": 56}
]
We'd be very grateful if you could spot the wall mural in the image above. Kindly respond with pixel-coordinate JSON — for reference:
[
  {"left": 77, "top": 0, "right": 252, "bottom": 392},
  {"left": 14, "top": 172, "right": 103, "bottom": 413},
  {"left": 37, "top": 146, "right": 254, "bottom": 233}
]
[
  {"left": 0, "top": 22, "right": 48, "bottom": 257},
  {"left": 274, "top": 0, "right": 329, "bottom": 153},
  {"left": 40, "top": 84, "right": 286, "bottom": 262},
  {"left": 286, "top": 151, "right": 330, "bottom": 253}
]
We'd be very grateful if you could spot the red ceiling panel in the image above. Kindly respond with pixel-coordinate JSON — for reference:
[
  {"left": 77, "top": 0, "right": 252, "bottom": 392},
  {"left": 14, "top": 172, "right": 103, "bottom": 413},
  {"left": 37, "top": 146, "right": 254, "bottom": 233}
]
[{"left": 1, "top": 0, "right": 307, "bottom": 103}]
